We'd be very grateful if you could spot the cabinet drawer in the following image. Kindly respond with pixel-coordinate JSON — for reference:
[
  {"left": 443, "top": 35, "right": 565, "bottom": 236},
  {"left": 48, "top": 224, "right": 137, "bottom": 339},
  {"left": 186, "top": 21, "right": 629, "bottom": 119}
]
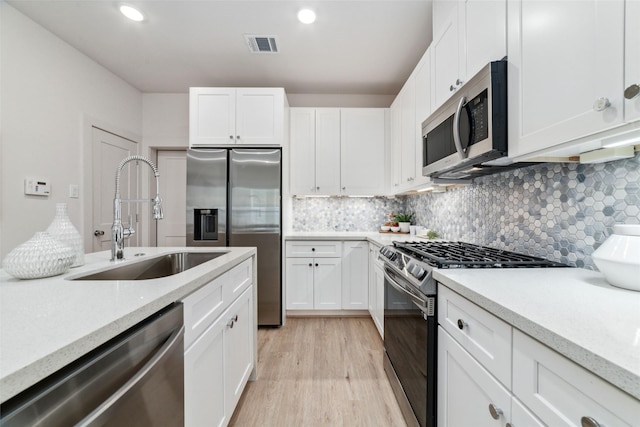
[
  {"left": 513, "top": 330, "right": 640, "bottom": 427},
  {"left": 438, "top": 285, "right": 512, "bottom": 387},
  {"left": 183, "top": 258, "right": 253, "bottom": 349},
  {"left": 438, "top": 327, "right": 511, "bottom": 427},
  {"left": 285, "top": 241, "right": 342, "bottom": 257}
]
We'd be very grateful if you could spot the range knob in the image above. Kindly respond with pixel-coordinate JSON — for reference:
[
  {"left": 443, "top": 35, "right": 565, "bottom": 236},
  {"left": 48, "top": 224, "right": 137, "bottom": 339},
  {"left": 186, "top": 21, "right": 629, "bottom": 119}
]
[
  {"left": 407, "top": 263, "right": 426, "bottom": 279},
  {"left": 381, "top": 247, "right": 397, "bottom": 261}
]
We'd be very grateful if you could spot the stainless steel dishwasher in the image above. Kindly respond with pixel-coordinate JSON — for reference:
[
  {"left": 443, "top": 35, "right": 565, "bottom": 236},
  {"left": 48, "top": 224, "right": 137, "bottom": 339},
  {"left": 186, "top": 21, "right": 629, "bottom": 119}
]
[{"left": 0, "top": 303, "right": 185, "bottom": 426}]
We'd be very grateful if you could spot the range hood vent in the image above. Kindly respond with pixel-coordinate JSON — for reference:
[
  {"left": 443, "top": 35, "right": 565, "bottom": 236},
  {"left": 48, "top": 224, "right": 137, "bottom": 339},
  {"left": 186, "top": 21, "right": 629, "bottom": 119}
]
[{"left": 245, "top": 35, "right": 279, "bottom": 53}]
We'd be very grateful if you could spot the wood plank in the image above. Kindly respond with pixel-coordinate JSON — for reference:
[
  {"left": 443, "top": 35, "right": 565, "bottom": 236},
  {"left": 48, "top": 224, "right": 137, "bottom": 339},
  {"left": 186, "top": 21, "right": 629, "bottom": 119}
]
[{"left": 229, "top": 317, "right": 407, "bottom": 426}]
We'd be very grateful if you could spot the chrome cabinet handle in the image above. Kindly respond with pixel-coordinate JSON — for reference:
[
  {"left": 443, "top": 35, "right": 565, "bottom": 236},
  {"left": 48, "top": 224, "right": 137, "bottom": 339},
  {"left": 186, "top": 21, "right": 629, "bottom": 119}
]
[
  {"left": 311, "top": 247, "right": 315, "bottom": 252},
  {"left": 450, "top": 84, "right": 456, "bottom": 92},
  {"left": 581, "top": 416, "right": 602, "bottom": 427},
  {"left": 625, "top": 84, "right": 640, "bottom": 100},
  {"left": 229, "top": 135, "right": 234, "bottom": 139},
  {"left": 308, "top": 263, "right": 312, "bottom": 267},
  {"left": 315, "top": 263, "right": 318, "bottom": 267},
  {"left": 342, "top": 186, "right": 346, "bottom": 190},
  {"left": 453, "top": 96, "right": 468, "bottom": 160},
  {"left": 316, "top": 186, "right": 320, "bottom": 190},
  {"left": 455, "top": 78, "right": 463, "bottom": 86},
  {"left": 457, "top": 319, "right": 467, "bottom": 330},
  {"left": 236, "top": 135, "right": 240, "bottom": 139},
  {"left": 593, "top": 97, "right": 611, "bottom": 111},
  {"left": 94, "top": 230, "right": 105, "bottom": 236},
  {"left": 488, "top": 403, "right": 503, "bottom": 420},
  {"left": 227, "top": 314, "right": 239, "bottom": 328}
]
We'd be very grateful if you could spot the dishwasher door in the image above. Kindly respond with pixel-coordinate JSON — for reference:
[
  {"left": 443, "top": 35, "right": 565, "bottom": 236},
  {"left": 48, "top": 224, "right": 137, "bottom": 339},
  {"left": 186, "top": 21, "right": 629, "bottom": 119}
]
[{"left": 0, "top": 303, "right": 185, "bottom": 427}]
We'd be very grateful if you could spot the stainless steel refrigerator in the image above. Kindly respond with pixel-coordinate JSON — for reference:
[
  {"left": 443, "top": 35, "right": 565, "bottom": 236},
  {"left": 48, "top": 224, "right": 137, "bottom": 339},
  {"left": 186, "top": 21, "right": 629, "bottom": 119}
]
[{"left": 186, "top": 148, "right": 282, "bottom": 326}]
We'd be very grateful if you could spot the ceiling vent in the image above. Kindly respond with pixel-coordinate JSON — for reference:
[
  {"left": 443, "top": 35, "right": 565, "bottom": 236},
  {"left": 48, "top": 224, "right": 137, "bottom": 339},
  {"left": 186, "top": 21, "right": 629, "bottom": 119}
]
[{"left": 244, "top": 35, "right": 279, "bottom": 53}]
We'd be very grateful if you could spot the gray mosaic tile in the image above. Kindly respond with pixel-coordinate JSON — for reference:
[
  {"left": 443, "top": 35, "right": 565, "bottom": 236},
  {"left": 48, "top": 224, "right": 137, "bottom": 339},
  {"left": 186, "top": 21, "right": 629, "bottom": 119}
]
[{"left": 292, "top": 152, "right": 640, "bottom": 270}]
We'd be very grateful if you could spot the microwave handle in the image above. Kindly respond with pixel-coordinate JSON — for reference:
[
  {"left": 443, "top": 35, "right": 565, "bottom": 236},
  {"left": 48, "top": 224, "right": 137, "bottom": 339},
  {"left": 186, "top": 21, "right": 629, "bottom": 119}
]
[{"left": 453, "top": 96, "right": 468, "bottom": 160}]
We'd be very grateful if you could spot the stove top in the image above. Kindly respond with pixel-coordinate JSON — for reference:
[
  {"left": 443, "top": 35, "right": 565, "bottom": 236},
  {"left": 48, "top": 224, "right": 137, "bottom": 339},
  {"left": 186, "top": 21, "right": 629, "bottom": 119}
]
[{"left": 391, "top": 241, "right": 568, "bottom": 269}]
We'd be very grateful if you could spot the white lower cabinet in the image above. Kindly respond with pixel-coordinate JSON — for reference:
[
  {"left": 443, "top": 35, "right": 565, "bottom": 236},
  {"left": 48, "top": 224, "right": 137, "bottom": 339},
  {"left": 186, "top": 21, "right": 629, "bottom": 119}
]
[
  {"left": 438, "top": 284, "right": 640, "bottom": 427},
  {"left": 183, "top": 258, "right": 255, "bottom": 427},
  {"left": 342, "top": 241, "right": 369, "bottom": 310},
  {"left": 512, "top": 329, "right": 640, "bottom": 427},
  {"left": 285, "top": 240, "right": 370, "bottom": 313},
  {"left": 438, "top": 327, "right": 511, "bottom": 427},
  {"left": 368, "top": 243, "right": 384, "bottom": 338}
]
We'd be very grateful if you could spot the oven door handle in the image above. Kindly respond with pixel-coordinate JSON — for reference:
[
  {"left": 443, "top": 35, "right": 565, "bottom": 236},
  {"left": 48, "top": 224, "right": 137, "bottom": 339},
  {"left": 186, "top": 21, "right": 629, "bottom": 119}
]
[{"left": 384, "top": 268, "right": 428, "bottom": 308}]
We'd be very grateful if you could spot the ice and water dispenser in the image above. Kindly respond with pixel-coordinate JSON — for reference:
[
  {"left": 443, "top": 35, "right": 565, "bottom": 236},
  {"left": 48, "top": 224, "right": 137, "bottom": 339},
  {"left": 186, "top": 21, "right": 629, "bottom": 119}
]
[{"left": 193, "top": 208, "right": 218, "bottom": 241}]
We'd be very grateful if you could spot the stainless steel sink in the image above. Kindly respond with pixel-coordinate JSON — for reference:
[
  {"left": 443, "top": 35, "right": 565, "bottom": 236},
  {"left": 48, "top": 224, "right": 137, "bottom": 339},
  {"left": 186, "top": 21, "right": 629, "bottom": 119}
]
[{"left": 71, "top": 251, "right": 228, "bottom": 281}]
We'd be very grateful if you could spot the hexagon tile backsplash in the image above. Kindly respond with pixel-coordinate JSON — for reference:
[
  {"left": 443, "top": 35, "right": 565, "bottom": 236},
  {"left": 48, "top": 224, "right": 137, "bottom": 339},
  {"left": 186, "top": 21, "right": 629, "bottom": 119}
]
[{"left": 293, "top": 152, "right": 640, "bottom": 270}]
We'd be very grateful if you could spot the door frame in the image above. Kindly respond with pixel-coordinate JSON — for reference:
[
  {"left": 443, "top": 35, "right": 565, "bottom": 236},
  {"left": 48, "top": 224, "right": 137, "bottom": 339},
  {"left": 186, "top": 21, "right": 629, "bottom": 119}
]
[{"left": 82, "top": 115, "right": 141, "bottom": 253}]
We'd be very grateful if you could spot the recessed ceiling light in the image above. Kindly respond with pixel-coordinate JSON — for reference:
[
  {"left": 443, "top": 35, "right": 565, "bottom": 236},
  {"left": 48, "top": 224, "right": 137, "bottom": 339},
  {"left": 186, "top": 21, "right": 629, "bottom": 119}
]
[
  {"left": 297, "top": 9, "right": 316, "bottom": 24},
  {"left": 120, "top": 4, "right": 145, "bottom": 22}
]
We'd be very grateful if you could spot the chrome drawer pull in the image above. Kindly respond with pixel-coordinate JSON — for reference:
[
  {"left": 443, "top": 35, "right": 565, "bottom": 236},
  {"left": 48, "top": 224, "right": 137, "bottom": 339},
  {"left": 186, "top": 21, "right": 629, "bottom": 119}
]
[
  {"left": 581, "top": 416, "right": 601, "bottom": 427},
  {"left": 457, "top": 319, "right": 467, "bottom": 330},
  {"left": 488, "top": 403, "right": 502, "bottom": 420}
]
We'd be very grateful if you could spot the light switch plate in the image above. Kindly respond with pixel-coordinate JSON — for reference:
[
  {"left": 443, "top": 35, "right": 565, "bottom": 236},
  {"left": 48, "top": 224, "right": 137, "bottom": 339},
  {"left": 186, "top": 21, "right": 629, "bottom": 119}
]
[{"left": 69, "top": 184, "right": 79, "bottom": 198}]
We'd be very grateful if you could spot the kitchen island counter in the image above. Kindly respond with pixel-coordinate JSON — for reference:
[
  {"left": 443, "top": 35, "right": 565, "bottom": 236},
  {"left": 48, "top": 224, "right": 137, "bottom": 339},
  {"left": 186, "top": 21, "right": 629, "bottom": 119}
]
[
  {"left": 0, "top": 246, "right": 256, "bottom": 403},
  {"left": 435, "top": 267, "right": 640, "bottom": 400}
]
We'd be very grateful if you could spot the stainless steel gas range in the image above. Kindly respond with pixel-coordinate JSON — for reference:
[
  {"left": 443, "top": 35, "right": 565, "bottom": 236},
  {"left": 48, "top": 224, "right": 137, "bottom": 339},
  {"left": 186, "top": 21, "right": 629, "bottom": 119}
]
[{"left": 379, "top": 241, "right": 567, "bottom": 427}]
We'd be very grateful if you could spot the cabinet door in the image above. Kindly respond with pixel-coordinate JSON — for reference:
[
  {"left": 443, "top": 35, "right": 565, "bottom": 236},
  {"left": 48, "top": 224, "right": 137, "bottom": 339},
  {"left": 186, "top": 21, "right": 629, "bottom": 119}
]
[
  {"left": 290, "top": 108, "right": 317, "bottom": 195},
  {"left": 340, "top": 108, "right": 386, "bottom": 195},
  {"left": 285, "top": 257, "right": 315, "bottom": 310},
  {"left": 431, "top": 6, "right": 463, "bottom": 110},
  {"left": 315, "top": 108, "right": 342, "bottom": 195},
  {"left": 313, "top": 257, "right": 342, "bottom": 310},
  {"left": 389, "top": 99, "right": 402, "bottom": 191},
  {"left": 512, "top": 330, "right": 640, "bottom": 427},
  {"left": 625, "top": 0, "right": 640, "bottom": 123},
  {"left": 400, "top": 79, "right": 417, "bottom": 187},
  {"left": 235, "top": 88, "right": 284, "bottom": 145},
  {"left": 511, "top": 397, "right": 544, "bottom": 427},
  {"left": 189, "top": 87, "right": 236, "bottom": 146},
  {"left": 225, "top": 288, "right": 254, "bottom": 418},
  {"left": 413, "top": 48, "right": 432, "bottom": 188},
  {"left": 438, "top": 327, "right": 511, "bottom": 427},
  {"left": 463, "top": 0, "right": 506, "bottom": 81},
  {"left": 184, "top": 312, "right": 226, "bottom": 427},
  {"left": 368, "top": 245, "right": 377, "bottom": 317},
  {"left": 341, "top": 241, "right": 369, "bottom": 310},
  {"left": 373, "top": 263, "right": 385, "bottom": 338},
  {"left": 508, "top": 0, "right": 625, "bottom": 158}
]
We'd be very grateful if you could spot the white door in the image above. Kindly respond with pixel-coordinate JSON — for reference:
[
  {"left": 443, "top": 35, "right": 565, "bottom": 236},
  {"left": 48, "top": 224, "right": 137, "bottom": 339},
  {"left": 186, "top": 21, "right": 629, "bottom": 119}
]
[
  {"left": 313, "top": 257, "right": 342, "bottom": 310},
  {"left": 189, "top": 87, "right": 236, "bottom": 146},
  {"left": 508, "top": 0, "right": 625, "bottom": 158},
  {"left": 625, "top": 0, "right": 640, "bottom": 123},
  {"left": 314, "top": 108, "right": 341, "bottom": 195},
  {"left": 235, "top": 88, "right": 283, "bottom": 145},
  {"left": 289, "top": 108, "right": 317, "bottom": 195},
  {"left": 341, "top": 241, "right": 369, "bottom": 310},
  {"left": 156, "top": 150, "right": 186, "bottom": 247},
  {"left": 92, "top": 127, "right": 138, "bottom": 252}
]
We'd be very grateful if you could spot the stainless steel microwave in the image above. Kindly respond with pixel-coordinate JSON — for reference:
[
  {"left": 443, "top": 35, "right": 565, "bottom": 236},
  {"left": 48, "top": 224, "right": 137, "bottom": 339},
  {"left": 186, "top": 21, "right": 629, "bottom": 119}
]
[{"left": 422, "top": 60, "right": 512, "bottom": 181}]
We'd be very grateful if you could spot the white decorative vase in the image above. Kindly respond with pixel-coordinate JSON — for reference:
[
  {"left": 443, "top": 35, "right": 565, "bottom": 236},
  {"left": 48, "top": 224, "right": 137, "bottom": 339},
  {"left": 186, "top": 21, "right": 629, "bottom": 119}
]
[
  {"left": 46, "top": 203, "right": 84, "bottom": 267},
  {"left": 399, "top": 222, "right": 411, "bottom": 233},
  {"left": 592, "top": 224, "right": 640, "bottom": 291},
  {"left": 2, "top": 232, "right": 76, "bottom": 279}
]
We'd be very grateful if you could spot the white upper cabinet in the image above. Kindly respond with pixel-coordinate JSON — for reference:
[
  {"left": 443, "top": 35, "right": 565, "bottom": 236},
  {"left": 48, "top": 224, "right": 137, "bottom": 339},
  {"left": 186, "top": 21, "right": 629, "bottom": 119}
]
[
  {"left": 290, "top": 108, "right": 387, "bottom": 196},
  {"left": 190, "top": 87, "right": 286, "bottom": 147},
  {"left": 389, "top": 48, "right": 433, "bottom": 194},
  {"left": 431, "top": 0, "right": 506, "bottom": 111},
  {"left": 508, "top": 0, "right": 629, "bottom": 159},
  {"left": 625, "top": 0, "right": 640, "bottom": 123},
  {"left": 340, "top": 108, "right": 386, "bottom": 195},
  {"left": 289, "top": 108, "right": 341, "bottom": 196}
]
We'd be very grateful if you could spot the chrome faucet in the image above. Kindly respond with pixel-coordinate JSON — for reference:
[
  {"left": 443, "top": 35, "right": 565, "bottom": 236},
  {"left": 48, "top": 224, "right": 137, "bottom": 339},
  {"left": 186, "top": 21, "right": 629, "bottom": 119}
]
[{"left": 111, "top": 155, "right": 163, "bottom": 261}]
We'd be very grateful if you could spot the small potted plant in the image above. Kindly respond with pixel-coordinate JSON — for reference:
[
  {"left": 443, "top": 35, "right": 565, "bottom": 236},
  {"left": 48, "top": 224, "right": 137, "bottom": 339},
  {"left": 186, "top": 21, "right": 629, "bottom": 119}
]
[{"left": 394, "top": 213, "right": 414, "bottom": 233}]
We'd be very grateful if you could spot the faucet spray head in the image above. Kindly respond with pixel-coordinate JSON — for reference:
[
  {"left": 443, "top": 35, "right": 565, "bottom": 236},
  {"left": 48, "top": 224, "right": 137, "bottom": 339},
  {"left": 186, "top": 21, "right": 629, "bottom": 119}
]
[{"left": 152, "top": 195, "right": 164, "bottom": 220}]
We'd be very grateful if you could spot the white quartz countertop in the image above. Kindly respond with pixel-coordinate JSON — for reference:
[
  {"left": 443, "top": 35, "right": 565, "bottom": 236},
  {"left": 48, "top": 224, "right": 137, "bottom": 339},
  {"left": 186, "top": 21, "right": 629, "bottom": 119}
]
[
  {"left": 435, "top": 268, "right": 640, "bottom": 400},
  {"left": 0, "top": 246, "right": 256, "bottom": 402}
]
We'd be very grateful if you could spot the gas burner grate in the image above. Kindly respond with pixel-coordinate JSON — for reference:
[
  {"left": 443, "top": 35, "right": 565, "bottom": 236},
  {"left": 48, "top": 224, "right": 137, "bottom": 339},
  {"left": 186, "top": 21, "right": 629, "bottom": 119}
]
[{"left": 393, "top": 241, "right": 567, "bottom": 268}]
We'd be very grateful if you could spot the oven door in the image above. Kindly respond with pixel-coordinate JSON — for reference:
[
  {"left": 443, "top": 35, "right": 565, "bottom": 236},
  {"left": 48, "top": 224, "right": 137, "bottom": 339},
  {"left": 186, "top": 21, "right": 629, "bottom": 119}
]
[{"left": 383, "top": 267, "right": 436, "bottom": 427}]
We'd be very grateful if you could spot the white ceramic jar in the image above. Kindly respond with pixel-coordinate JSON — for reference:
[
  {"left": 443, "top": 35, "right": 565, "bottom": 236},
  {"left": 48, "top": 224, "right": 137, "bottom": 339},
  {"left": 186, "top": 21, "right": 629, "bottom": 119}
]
[{"left": 592, "top": 224, "right": 640, "bottom": 291}]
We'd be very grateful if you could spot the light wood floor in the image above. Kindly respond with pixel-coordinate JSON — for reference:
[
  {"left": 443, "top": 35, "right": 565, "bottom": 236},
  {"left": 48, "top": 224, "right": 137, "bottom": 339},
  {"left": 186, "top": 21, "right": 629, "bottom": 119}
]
[{"left": 229, "top": 317, "right": 407, "bottom": 427}]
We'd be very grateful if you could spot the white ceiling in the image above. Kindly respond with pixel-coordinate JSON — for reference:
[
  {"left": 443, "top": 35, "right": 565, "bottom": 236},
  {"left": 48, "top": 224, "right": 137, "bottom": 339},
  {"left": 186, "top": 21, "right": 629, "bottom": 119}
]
[{"left": 7, "top": 0, "right": 433, "bottom": 95}]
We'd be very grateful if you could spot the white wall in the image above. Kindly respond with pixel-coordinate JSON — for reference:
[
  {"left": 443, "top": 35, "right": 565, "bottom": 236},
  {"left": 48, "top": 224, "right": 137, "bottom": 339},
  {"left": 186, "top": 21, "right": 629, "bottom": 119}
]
[
  {"left": 287, "top": 93, "right": 394, "bottom": 108},
  {"left": 0, "top": 3, "right": 142, "bottom": 259}
]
